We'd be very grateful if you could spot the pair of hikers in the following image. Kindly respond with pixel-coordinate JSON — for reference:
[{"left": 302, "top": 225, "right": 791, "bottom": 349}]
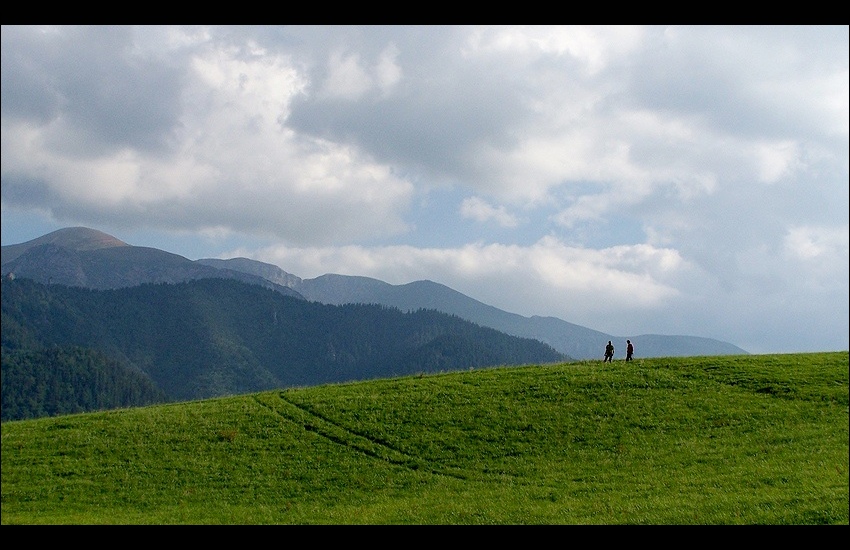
[{"left": 603, "top": 339, "right": 634, "bottom": 362}]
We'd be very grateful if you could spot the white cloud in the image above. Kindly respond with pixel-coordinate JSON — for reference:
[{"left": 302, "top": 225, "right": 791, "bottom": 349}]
[
  {"left": 249, "top": 235, "right": 686, "bottom": 324},
  {"left": 784, "top": 224, "right": 849, "bottom": 262},
  {"left": 464, "top": 25, "right": 644, "bottom": 75},
  {"left": 2, "top": 25, "right": 847, "bottom": 353},
  {"left": 754, "top": 140, "right": 801, "bottom": 183},
  {"left": 460, "top": 196, "right": 519, "bottom": 227},
  {"left": 319, "top": 51, "right": 372, "bottom": 100},
  {"left": 375, "top": 44, "right": 402, "bottom": 96}
]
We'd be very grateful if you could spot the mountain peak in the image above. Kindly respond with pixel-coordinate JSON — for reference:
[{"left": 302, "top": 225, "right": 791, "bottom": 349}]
[
  {"left": 12, "top": 226, "right": 127, "bottom": 251},
  {"left": 1, "top": 227, "right": 129, "bottom": 266},
  {"left": 33, "top": 227, "right": 129, "bottom": 251}
]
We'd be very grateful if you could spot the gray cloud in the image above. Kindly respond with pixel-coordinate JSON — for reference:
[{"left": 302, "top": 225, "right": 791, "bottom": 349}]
[
  {"left": 2, "top": 25, "right": 847, "bottom": 354},
  {"left": 2, "top": 26, "right": 185, "bottom": 156}
]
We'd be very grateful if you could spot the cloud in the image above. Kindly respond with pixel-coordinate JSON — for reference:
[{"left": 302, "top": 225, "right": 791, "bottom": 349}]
[
  {"left": 2, "top": 25, "right": 847, "bottom": 354},
  {"left": 460, "top": 196, "right": 519, "bottom": 227},
  {"left": 243, "top": 235, "right": 689, "bottom": 330},
  {"left": 2, "top": 26, "right": 416, "bottom": 246},
  {"left": 784, "top": 225, "right": 849, "bottom": 260}
]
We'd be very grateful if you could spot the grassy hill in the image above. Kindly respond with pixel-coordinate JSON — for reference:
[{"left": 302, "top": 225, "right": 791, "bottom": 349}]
[{"left": 2, "top": 352, "right": 847, "bottom": 525}]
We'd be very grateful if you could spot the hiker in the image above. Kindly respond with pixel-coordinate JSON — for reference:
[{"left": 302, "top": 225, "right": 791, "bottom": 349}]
[
  {"left": 603, "top": 341, "right": 614, "bottom": 362},
  {"left": 626, "top": 339, "right": 634, "bottom": 362}
]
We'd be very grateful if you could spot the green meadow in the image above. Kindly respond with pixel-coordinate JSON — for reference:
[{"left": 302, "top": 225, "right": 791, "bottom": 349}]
[{"left": 2, "top": 352, "right": 848, "bottom": 525}]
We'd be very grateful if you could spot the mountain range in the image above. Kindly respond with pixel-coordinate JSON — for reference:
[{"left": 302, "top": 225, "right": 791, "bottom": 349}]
[{"left": 2, "top": 227, "right": 748, "bottom": 360}]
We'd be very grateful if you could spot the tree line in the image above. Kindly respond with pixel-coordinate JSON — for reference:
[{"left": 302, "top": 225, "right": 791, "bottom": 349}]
[{"left": 2, "top": 277, "right": 565, "bottom": 421}]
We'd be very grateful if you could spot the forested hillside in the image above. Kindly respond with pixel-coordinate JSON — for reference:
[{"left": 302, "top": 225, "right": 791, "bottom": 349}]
[
  {"left": 1, "top": 276, "right": 565, "bottom": 420},
  {"left": 1, "top": 346, "right": 168, "bottom": 421}
]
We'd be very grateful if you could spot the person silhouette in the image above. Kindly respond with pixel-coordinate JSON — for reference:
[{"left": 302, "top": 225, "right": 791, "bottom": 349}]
[
  {"left": 603, "top": 340, "right": 614, "bottom": 363},
  {"left": 626, "top": 339, "right": 634, "bottom": 361}
]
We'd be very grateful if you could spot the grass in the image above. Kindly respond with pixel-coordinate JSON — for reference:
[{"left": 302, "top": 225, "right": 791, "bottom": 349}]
[{"left": 2, "top": 352, "right": 848, "bottom": 524}]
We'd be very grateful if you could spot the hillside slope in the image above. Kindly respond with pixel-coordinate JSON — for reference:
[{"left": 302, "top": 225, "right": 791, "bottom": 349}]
[
  {"left": 2, "top": 352, "right": 846, "bottom": 524},
  {"left": 1, "top": 276, "right": 565, "bottom": 409}
]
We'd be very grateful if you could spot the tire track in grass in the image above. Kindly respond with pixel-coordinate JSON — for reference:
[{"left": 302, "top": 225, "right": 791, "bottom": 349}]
[{"left": 253, "top": 392, "right": 470, "bottom": 480}]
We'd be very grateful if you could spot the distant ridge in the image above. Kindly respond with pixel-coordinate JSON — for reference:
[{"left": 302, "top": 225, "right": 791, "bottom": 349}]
[
  {"left": 282, "top": 273, "right": 749, "bottom": 360},
  {"left": 1, "top": 227, "right": 749, "bottom": 359},
  {"left": 194, "top": 258, "right": 748, "bottom": 359},
  {"left": 1, "top": 227, "right": 303, "bottom": 298},
  {"left": 196, "top": 257, "right": 302, "bottom": 288}
]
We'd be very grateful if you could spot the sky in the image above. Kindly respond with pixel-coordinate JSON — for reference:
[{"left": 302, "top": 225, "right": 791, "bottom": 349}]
[{"left": 2, "top": 25, "right": 848, "bottom": 355}]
